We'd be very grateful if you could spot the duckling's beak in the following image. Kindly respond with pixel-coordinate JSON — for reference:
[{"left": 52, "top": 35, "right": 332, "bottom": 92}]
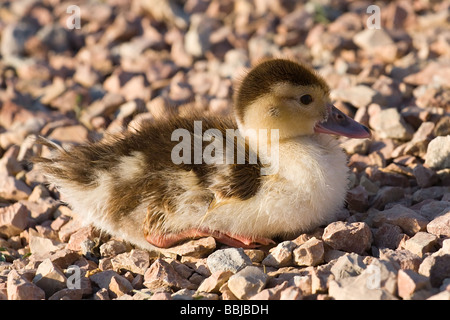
[{"left": 314, "top": 104, "right": 371, "bottom": 139}]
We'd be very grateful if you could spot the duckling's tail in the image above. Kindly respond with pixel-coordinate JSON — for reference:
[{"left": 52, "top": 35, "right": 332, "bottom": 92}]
[
  {"left": 33, "top": 136, "right": 65, "bottom": 153},
  {"left": 32, "top": 136, "right": 98, "bottom": 187},
  {"left": 32, "top": 136, "right": 71, "bottom": 183},
  {"left": 32, "top": 136, "right": 104, "bottom": 228}
]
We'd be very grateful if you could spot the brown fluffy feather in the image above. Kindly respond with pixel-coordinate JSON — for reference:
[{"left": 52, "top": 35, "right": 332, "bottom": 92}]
[{"left": 34, "top": 114, "right": 263, "bottom": 238}]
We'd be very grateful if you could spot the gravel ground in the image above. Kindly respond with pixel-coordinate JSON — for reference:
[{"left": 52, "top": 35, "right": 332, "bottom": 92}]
[{"left": 0, "top": 0, "right": 449, "bottom": 300}]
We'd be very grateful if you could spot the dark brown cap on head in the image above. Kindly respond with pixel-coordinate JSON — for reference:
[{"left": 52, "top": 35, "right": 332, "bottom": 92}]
[{"left": 234, "top": 59, "right": 329, "bottom": 123}]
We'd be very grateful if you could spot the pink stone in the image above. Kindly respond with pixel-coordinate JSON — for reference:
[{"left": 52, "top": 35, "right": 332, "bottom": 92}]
[
  {"left": 322, "top": 222, "right": 372, "bottom": 255},
  {"left": 427, "top": 210, "right": 450, "bottom": 237},
  {"left": 372, "top": 204, "right": 428, "bottom": 236},
  {"left": 7, "top": 270, "right": 45, "bottom": 300},
  {"left": 397, "top": 269, "right": 430, "bottom": 299},
  {"left": 0, "top": 202, "right": 30, "bottom": 238},
  {"left": 66, "top": 226, "right": 100, "bottom": 251},
  {"left": 293, "top": 237, "right": 324, "bottom": 267},
  {"left": 404, "top": 232, "right": 438, "bottom": 257},
  {"left": 0, "top": 173, "right": 32, "bottom": 201},
  {"left": 89, "top": 270, "right": 133, "bottom": 299},
  {"left": 143, "top": 259, "right": 196, "bottom": 291}
]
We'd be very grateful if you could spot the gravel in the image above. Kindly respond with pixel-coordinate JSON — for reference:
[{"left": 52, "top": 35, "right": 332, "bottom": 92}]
[{"left": 0, "top": 0, "right": 449, "bottom": 300}]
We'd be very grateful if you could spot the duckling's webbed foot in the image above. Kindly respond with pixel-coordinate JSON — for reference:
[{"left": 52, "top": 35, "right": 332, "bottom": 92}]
[{"left": 145, "top": 228, "right": 274, "bottom": 249}]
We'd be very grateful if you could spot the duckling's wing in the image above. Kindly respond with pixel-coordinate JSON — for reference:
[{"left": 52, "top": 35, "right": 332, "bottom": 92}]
[
  {"left": 209, "top": 164, "right": 261, "bottom": 201},
  {"left": 160, "top": 114, "right": 263, "bottom": 205},
  {"left": 204, "top": 131, "right": 263, "bottom": 211}
]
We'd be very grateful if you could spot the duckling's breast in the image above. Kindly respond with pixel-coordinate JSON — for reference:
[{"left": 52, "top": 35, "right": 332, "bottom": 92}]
[{"left": 206, "top": 134, "right": 349, "bottom": 238}]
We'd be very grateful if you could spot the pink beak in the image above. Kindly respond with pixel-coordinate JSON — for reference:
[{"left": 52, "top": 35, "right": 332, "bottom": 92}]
[{"left": 314, "top": 104, "right": 371, "bottom": 139}]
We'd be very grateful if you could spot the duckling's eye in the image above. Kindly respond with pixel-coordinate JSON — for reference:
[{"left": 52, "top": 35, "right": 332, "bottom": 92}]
[{"left": 300, "top": 94, "right": 313, "bottom": 105}]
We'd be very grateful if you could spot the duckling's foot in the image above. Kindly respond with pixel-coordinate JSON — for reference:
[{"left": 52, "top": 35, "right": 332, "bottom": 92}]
[
  {"left": 210, "top": 230, "right": 275, "bottom": 249},
  {"left": 145, "top": 228, "right": 274, "bottom": 249}
]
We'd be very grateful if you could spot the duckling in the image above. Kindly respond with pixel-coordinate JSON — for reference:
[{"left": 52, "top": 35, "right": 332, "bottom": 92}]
[{"left": 34, "top": 58, "right": 371, "bottom": 250}]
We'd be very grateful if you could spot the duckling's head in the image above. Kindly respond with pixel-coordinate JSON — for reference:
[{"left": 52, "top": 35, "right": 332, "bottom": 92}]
[{"left": 234, "top": 59, "right": 371, "bottom": 140}]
